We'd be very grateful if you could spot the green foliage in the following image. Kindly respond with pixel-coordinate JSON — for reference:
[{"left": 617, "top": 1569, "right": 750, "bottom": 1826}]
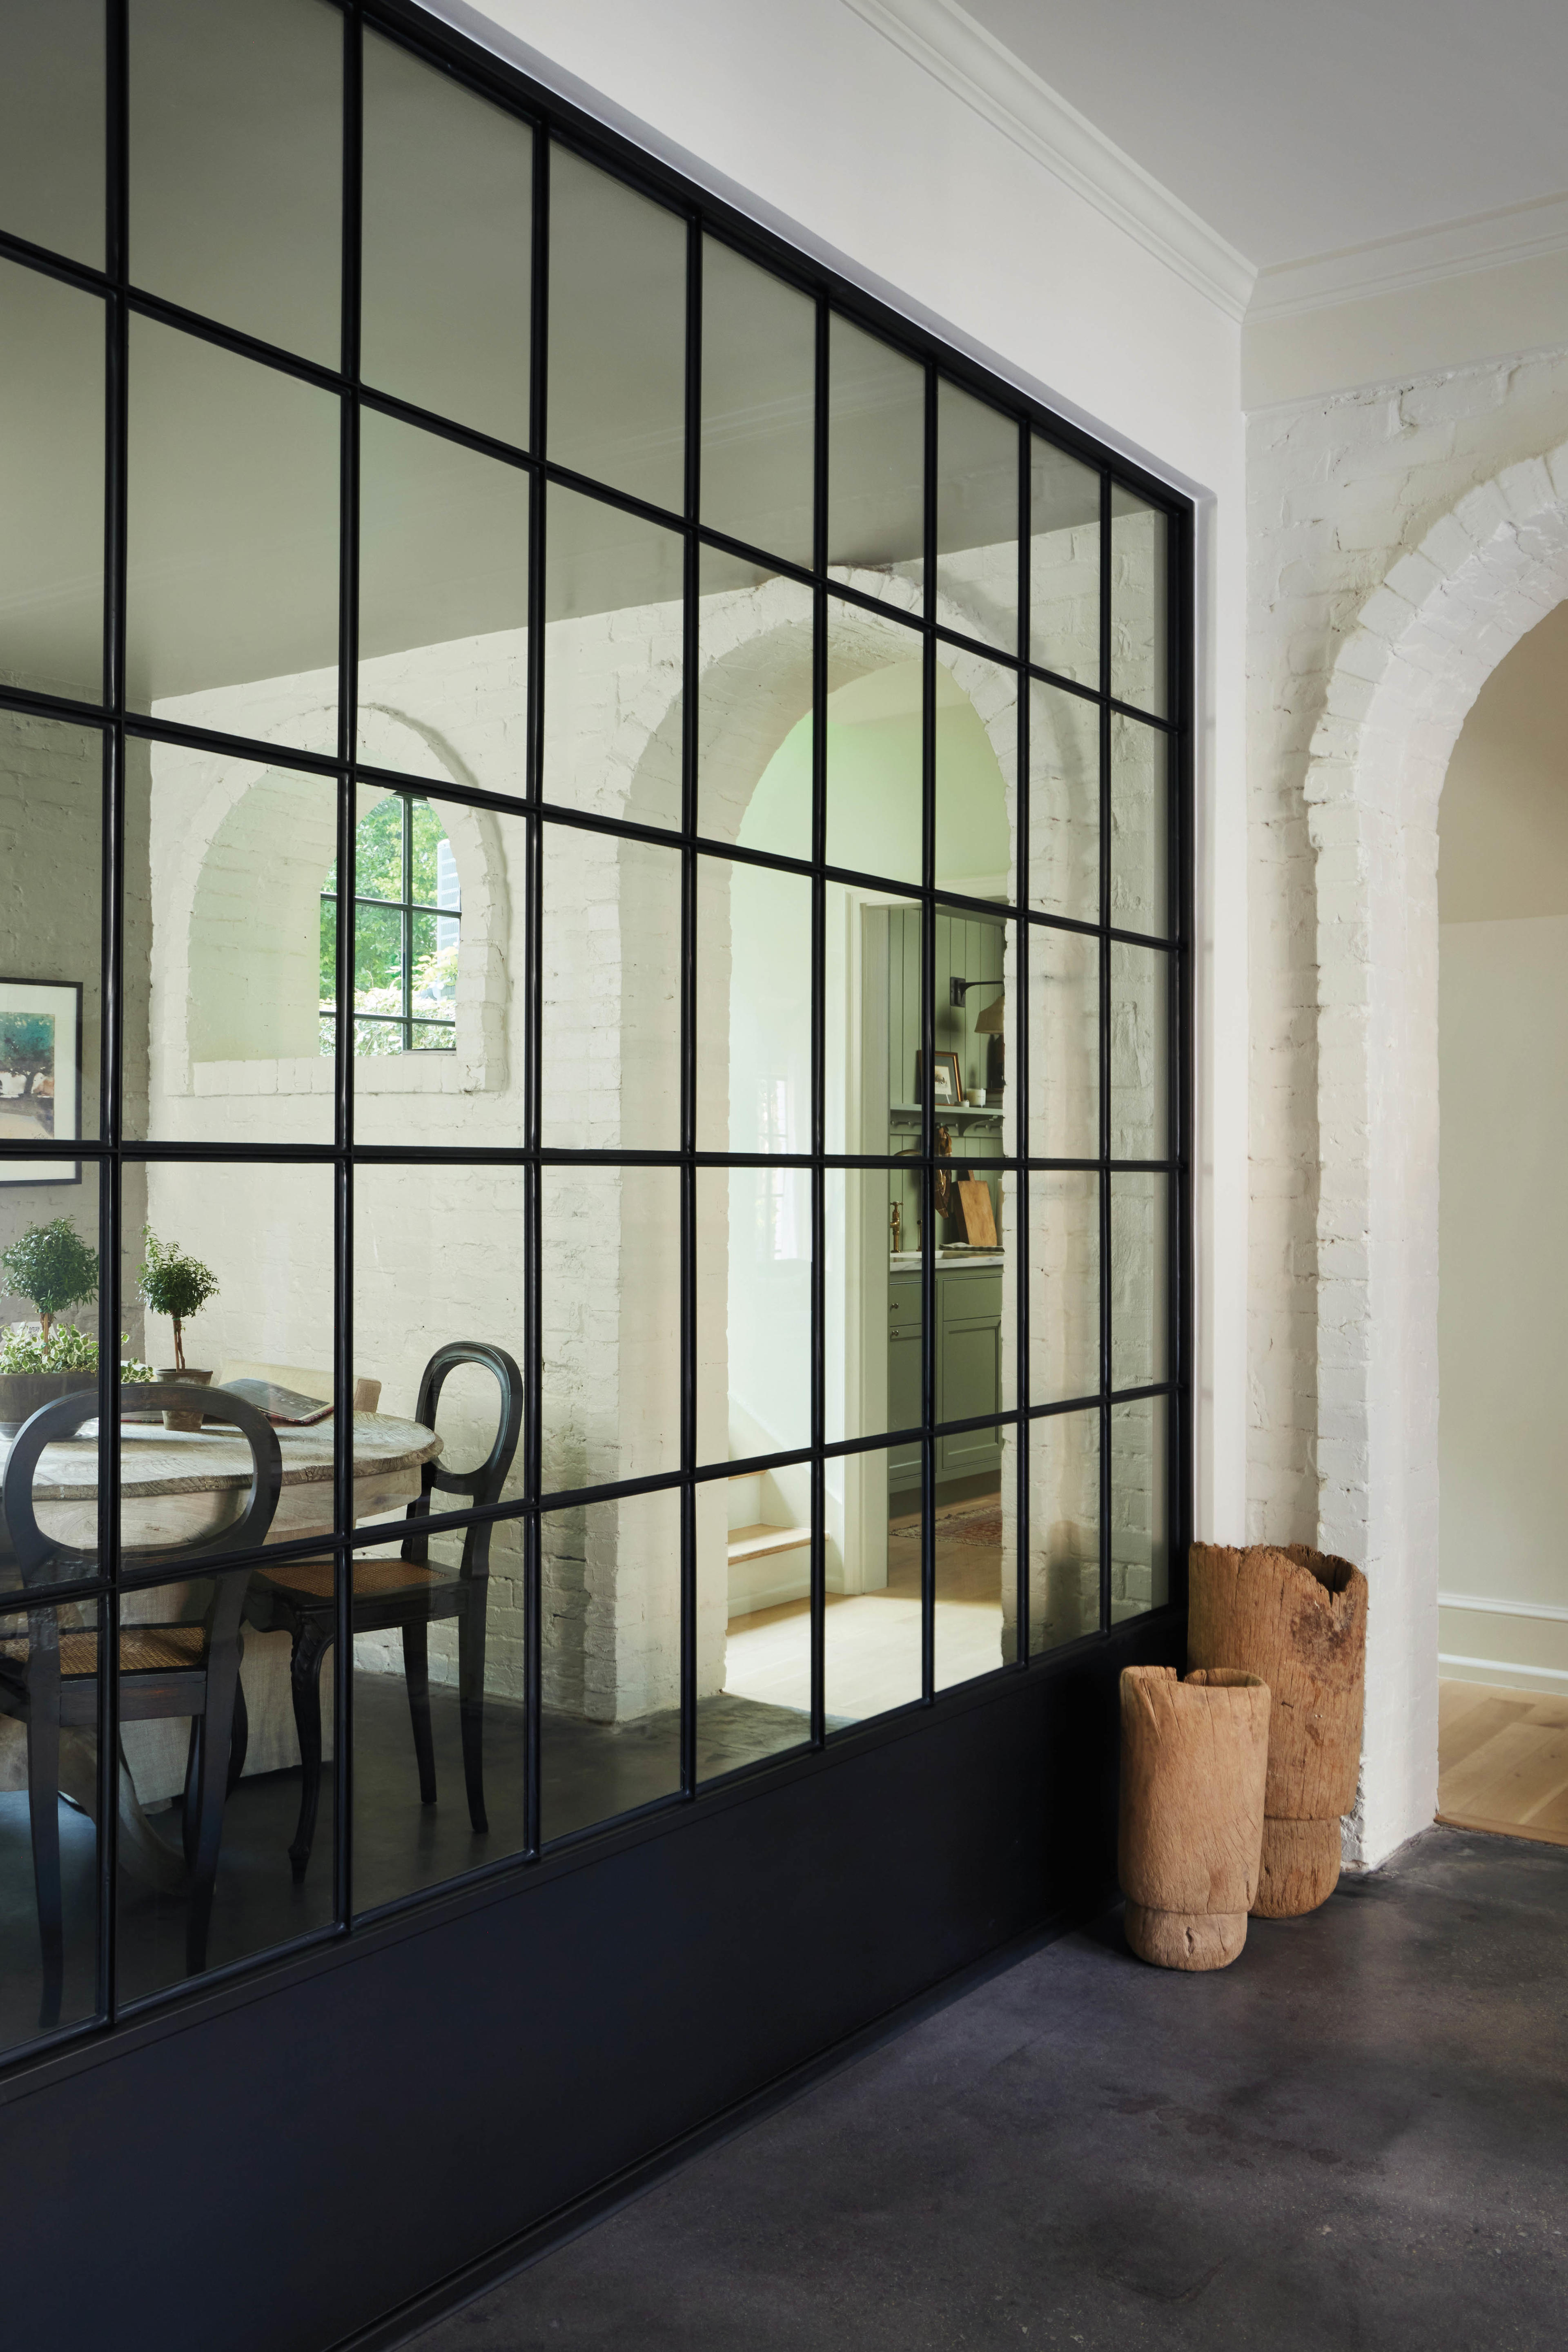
[
  {"left": 0, "top": 1217, "right": 99, "bottom": 1340},
  {"left": 138, "top": 1228, "right": 219, "bottom": 1371},
  {"left": 0, "top": 1326, "right": 154, "bottom": 1379},
  {"left": 0, "top": 1011, "right": 54, "bottom": 1092},
  {"left": 319, "top": 793, "right": 459, "bottom": 1056}
]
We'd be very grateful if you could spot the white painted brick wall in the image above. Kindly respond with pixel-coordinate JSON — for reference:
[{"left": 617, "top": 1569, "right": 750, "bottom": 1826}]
[{"left": 1248, "top": 345, "right": 1568, "bottom": 1864}]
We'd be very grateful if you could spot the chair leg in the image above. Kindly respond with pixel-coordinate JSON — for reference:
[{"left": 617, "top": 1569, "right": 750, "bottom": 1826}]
[
  {"left": 181, "top": 1717, "right": 203, "bottom": 1871},
  {"left": 287, "top": 1622, "right": 332, "bottom": 1885},
  {"left": 185, "top": 1672, "right": 242, "bottom": 1982},
  {"left": 457, "top": 1593, "right": 488, "bottom": 1836},
  {"left": 227, "top": 1670, "right": 250, "bottom": 1793},
  {"left": 402, "top": 1617, "right": 437, "bottom": 1807},
  {"left": 26, "top": 1680, "right": 65, "bottom": 2030}
]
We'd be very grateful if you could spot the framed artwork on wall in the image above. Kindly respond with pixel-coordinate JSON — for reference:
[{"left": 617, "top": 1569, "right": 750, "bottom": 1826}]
[
  {"left": 0, "top": 979, "right": 82, "bottom": 1184},
  {"left": 915, "top": 1049, "right": 964, "bottom": 1108}
]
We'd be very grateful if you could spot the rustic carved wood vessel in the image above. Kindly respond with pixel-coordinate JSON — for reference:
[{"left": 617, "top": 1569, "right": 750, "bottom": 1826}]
[
  {"left": 1118, "top": 1664, "right": 1272, "bottom": 1971},
  {"left": 1187, "top": 1542, "right": 1369, "bottom": 1917}
]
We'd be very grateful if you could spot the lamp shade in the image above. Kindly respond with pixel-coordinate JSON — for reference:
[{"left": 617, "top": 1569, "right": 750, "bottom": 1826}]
[{"left": 975, "top": 991, "right": 1004, "bottom": 1034}]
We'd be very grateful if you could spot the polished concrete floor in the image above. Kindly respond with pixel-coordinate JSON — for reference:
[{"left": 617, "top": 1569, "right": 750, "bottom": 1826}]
[{"left": 412, "top": 1826, "right": 1568, "bottom": 2352}]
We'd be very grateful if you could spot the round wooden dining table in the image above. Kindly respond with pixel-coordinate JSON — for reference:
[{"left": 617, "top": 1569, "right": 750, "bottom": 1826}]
[{"left": 0, "top": 1408, "right": 444, "bottom": 1886}]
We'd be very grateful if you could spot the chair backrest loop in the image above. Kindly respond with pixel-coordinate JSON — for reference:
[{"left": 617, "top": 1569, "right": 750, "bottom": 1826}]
[
  {"left": 405, "top": 1342, "right": 522, "bottom": 1576},
  {"left": 2, "top": 1385, "right": 283, "bottom": 1589}
]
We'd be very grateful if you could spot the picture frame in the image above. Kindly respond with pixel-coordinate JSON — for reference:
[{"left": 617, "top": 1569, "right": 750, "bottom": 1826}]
[
  {"left": 915, "top": 1050, "right": 964, "bottom": 1109},
  {"left": 0, "top": 978, "right": 83, "bottom": 1184}
]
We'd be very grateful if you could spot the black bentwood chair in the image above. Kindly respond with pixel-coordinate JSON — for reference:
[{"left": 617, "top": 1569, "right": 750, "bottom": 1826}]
[
  {"left": 245, "top": 1342, "right": 522, "bottom": 1882},
  {"left": 0, "top": 1385, "right": 282, "bottom": 2021}
]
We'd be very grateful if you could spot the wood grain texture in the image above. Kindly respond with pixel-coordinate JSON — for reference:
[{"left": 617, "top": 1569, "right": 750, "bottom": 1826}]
[
  {"left": 1118, "top": 1664, "right": 1271, "bottom": 1971},
  {"left": 1188, "top": 1542, "right": 1368, "bottom": 1916},
  {"left": 1437, "top": 1678, "right": 1568, "bottom": 1847}
]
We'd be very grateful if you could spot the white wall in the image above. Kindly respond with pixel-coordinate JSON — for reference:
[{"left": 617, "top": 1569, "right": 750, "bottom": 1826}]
[{"left": 1437, "top": 602, "right": 1568, "bottom": 1694}]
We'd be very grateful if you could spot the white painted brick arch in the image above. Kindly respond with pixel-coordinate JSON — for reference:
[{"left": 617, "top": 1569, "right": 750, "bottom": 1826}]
[{"left": 1302, "top": 440, "right": 1568, "bottom": 1866}]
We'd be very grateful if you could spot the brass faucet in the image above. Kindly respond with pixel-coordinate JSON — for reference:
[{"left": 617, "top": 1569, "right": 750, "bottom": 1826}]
[{"left": 890, "top": 1200, "right": 903, "bottom": 1256}]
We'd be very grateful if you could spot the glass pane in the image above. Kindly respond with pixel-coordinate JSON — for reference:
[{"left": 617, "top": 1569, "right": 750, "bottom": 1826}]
[
  {"left": 1111, "top": 1394, "right": 1169, "bottom": 1620},
  {"left": 697, "top": 857, "right": 811, "bottom": 1154},
  {"left": 1029, "top": 683, "right": 1099, "bottom": 923},
  {"left": 359, "top": 410, "right": 529, "bottom": 790},
  {"left": 1110, "top": 486, "right": 1169, "bottom": 718},
  {"left": 124, "top": 1163, "right": 334, "bottom": 1554},
  {"left": 129, "top": 0, "right": 342, "bottom": 364},
  {"left": 1111, "top": 1173, "right": 1168, "bottom": 1391},
  {"left": 361, "top": 29, "right": 531, "bottom": 445},
  {"left": 935, "top": 652, "right": 1016, "bottom": 905},
  {"left": 354, "top": 902, "right": 403, "bottom": 1038},
  {"left": 827, "top": 314, "right": 922, "bottom": 607},
  {"left": 1111, "top": 714, "right": 1169, "bottom": 939},
  {"left": 825, "top": 1447, "right": 921, "bottom": 1728},
  {"left": 701, "top": 238, "right": 814, "bottom": 568},
  {"left": 0, "top": 713, "right": 102, "bottom": 1142},
  {"left": 1029, "top": 1407, "right": 1099, "bottom": 1654},
  {"left": 0, "top": 259, "right": 104, "bottom": 703},
  {"left": 0, "top": 1162, "right": 103, "bottom": 1598},
  {"left": 541, "top": 1164, "right": 681, "bottom": 1491},
  {"left": 825, "top": 1168, "right": 913, "bottom": 1449},
  {"left": 127, "top": 319, "right": 339, "bottom": 749},
  {"left": 935, "top": 1422, "right": 1014, "bottom": 1692},
  {"left": 541, "top": 1486, "right": 682, "bottom": 1839},
  {"left": 541, "top": 826, "right": 680, "bottom": 1152},
  {"left": 128, "top": 747, "right": 336, "bottom": 1145},
  {"left": 835, "top": 894, "right": 922, "bottom": 1159},
  {"left": 936, "top": 380, "right": 1018, "bottom": 655},
  {"left": 350, "top": 1166, "right": 526, "bottom": 1910},
  {"left": 1110, "top": 943, "right": 1169, "bottom": 1159},
  {"left": 1030, "top": 1171, "right": 1098, "bottom": 1406},
  {"left": 697, "top": 1163, "right": 810, "bottom": 1470},
  {"left": 935, "top": 1251, "right": 1013, "bottom": 1425},
  {"left": 0, "top": 1598, "right": 99, "bottom": 2052},
  {"left": 697, "top": 549, "right": 813, "bottom": 858},
  {"left": 1029, "top": 925, "right": 1098, "bottom": 1160},
  {"left": 548, "top": 147, "right": 685, "bottom": 512},
  {"left": 354, "top": 795, "right": 519, "bottom": 1148},
  {"left": 935, "top": 908, "right": 1011, "bottom": 1156},
  {"left": 115, "top": 1559, "right": 331, "bottom": 2003},
  {"left": 825, "top": 600, "right": 922, "bottom": 887},
  {"left": 543, "top": 485, "right": 685, "bottom": 828},
  {"left": 0, "top": 0, "right": 104, "bottom": 267},
  {"left": 1031, "top": 439, "right": 1100, "bottom": 687},
  {"left": 705, "top": 1476, "right": 811, "bottom": 1777}
]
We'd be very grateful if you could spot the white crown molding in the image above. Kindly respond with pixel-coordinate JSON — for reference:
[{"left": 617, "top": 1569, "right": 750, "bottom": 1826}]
[
  {"left": 840, "top": 0, "right": 1255, "bottom": 322},
  {"left": 1251, "top": 191, "right": 1568, "bottom": 323}
]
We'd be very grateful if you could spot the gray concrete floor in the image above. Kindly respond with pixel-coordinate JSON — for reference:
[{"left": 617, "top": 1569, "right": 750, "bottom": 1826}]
[{"left": 414, "top": 1825, "right": 1568, "bottom": 2351}]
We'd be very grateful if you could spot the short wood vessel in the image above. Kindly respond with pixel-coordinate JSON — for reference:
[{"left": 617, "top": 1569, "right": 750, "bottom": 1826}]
[
  {"left": 1118, "top": 1664, "right": 1272, "bottom": 1971},
  {"left": 1187, "top": 1542, "right": 1369, "bottom": 1917}
]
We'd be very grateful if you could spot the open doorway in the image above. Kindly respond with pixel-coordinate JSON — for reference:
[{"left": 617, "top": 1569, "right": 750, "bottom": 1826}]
[{"left": 1437, "top": 598, "right": 1568, "bottom": 1846}]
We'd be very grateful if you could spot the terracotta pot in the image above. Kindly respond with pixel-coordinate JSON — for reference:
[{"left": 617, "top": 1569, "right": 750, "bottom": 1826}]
[
  {"left": 0, "top": 1372, "right": 95, "bottom": 1439},
  {"left": 155, "top": 1367, "right": 213, "bottom": 1432}
]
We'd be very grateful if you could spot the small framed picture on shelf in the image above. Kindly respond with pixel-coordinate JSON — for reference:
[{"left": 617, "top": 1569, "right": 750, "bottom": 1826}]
[
  {"left": 0, "top": 977, "right": 82, "bottom": 1184},
  {"left": 915, "top": 1050, "right": 964, "bottom": 1108}
]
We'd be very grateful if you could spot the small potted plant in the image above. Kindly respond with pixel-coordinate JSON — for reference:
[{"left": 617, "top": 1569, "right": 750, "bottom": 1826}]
[
  {"left": 0, "top": 1218, "right": 100, "bottom": 1436},
  {"left": 137, "top": 1226, "right": 220, "bottom": 1430}
]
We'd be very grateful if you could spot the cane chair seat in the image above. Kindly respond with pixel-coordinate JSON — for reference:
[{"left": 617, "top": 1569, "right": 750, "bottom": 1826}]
[
  {"left": 257, "top": 1556, "right": 450, "bottom": 1603},
  {"left": 0, "top": 1622, "right": 208, "bottom": 1676}
]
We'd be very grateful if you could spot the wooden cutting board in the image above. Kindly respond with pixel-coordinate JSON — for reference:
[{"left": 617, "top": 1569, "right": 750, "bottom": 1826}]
[{"left": 956, "top": 1179, "right": 998, "bottom": 1248}]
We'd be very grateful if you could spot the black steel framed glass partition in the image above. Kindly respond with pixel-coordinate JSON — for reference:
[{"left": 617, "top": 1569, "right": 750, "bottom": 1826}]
[{"left": 0, "top": 0, "right": 1191, "bottom": 2067}]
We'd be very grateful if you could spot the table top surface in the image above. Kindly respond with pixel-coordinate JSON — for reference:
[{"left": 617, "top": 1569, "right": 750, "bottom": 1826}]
[{"left": 0, "top": 1412, "right": 442, "bottom": 1502}]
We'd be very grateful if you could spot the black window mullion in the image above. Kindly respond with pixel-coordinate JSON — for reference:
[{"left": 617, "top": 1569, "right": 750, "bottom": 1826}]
[
  {"left": 919, "top": 363, "right": 937, "bottom": 1707},
  {"left": 521, "top": 122, "right": 550, "bottom": 1859},
  {"left": 678, "top": 214, "right": 700, "bottom": 1800},
  {"left": 808, "top": 294, "right": 829, "bottom": 1750},
  {"left": 1097, "top": 470, "right": 1113, "bottom": 1639},
  {"left": 1012, "top": 420, "right": 1031, "bottom": 1667},
  {"left": 332, "top": 0, "right": 364, "bottom": 1936}
]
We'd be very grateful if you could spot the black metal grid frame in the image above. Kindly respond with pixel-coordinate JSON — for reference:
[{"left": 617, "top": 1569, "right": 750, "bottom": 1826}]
[{"left": 0, "top": 0, "right": 1194, "bottom": 2067}]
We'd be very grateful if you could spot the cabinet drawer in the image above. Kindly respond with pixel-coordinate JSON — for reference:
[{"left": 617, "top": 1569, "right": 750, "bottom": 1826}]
[
  {"left": 940, "top": 1268, "right": 1002, "bottom": 1324},
  {"left": 889, "top": 1277, "right": 922, "bottom": 1329}
]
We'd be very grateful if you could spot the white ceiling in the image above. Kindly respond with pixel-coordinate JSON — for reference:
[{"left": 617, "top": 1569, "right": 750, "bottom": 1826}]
[{"left": 961, "top": 0, "right": 1568, "bottom": 270}]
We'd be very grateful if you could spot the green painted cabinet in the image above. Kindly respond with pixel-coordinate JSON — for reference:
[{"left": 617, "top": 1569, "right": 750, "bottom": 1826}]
[{"left": 886, "top": 1263, "right": 1003, "bottom": 1496}]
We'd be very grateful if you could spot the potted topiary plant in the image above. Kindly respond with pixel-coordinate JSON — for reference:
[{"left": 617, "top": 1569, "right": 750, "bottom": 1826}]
[
  {"left": 0, "top": 1217, "right": 101, "bottom": 1435},
  {"left": 137, "top": 1226, "right": 220, "bottom": 1431}
]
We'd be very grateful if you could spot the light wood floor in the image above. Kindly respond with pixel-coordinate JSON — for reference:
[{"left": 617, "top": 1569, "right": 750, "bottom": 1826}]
[
  {"left": 723, "top": 1503, "right": 1007, "bottom": 1724},
  {"left": 1437, "top": 1677, "right": 1568, "bottom": 1848}
]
